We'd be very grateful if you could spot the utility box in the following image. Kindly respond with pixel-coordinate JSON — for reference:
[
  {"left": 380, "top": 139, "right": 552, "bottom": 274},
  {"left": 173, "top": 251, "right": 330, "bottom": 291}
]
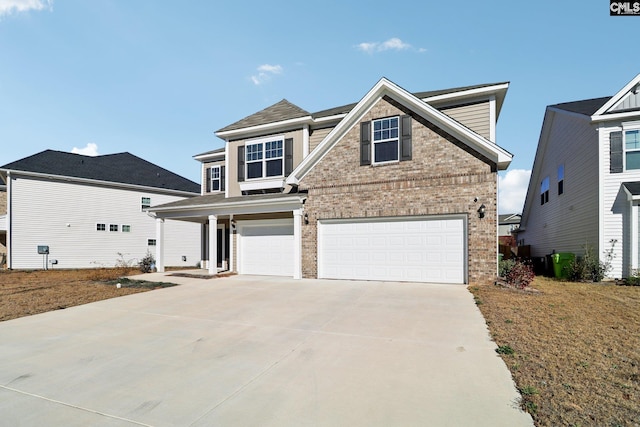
[{"left": 37, "top": 246, "right": 49, "bottom": 255}]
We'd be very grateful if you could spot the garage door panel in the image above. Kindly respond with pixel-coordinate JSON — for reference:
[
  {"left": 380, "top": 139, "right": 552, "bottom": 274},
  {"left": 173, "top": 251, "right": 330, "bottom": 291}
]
[
  {"left": 319, "top": 217, "right": 466, "bottom": 284},
  {"left": 239, "top": 220, "right": 294, "bottom": 277}
]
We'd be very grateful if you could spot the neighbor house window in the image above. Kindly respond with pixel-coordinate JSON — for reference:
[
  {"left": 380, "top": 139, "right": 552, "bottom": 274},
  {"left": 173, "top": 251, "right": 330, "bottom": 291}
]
[
  {"left": 540, "top": 176, "right": 549, "bottom": 205},
  {"left": 558, "top": 164, "right": 564, "bottom": 195},
  {"left": 109, "top": 224, "right": 119, "bottom": 232},
  {"left": 147, "top": 239, "right": 156, "bottom": 246},
  {"left": 625, "top": 130, "right": 640, "bottom": 170},
  {"left": 372, "top": 116, "right": 399, "bottom": 164},
  {"left": 141, "top": 197, "right": 151, "bottom": 210},
  {"left": 246, "top": 138, "right": 284, "bottom": 179},
  {"left": 96, "top": 223, "right": 106, "bottom": 231},
  {"left": 122, "top": 225, "right": 131, "bottom": 232}
]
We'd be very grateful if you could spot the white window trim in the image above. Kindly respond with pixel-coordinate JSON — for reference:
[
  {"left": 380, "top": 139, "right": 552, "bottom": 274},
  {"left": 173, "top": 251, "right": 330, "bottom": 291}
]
[
  {"left": 245, "top": 135, "right": 285, "bottom": 180},
  {"left": 623, "top": 124, "right": 640, "bottom": 171},
  {"left": 141, "top": 197, "right": 151, "bottom": 211},
  {"left": 372, "top": 116, "right": 400, "bottom": 165},
  {"left": 210, "top": 165, "right": 222, "bottom": 192}
]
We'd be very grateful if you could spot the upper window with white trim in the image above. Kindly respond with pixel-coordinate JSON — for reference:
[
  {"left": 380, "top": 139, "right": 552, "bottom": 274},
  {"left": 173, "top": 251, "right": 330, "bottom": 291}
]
[
  {"left": 625, "top": 130, "right": 640, "bottom": 170},
  {"left": 373, "top": 116, "right": 399, "bottom": 164},
  {"left": 210, "top": 166, "right": 221, "bottom": 191},
  {"left": 246, "top": 138, "right": 284, "bottom": 179},
  {"left": 141, "top": 197, "right": 151, "bottom": 210}
]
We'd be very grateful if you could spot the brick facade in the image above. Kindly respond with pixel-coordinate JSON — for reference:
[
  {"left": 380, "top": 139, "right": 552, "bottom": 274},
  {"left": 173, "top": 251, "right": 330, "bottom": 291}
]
[{"left": 299, "top": 98, "right": 498, "bottom": 285}]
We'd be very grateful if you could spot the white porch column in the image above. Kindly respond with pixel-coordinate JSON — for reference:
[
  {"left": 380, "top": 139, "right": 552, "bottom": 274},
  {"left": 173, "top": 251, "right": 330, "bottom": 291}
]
[
  {"left": 156, "top": 218, "right": 165, "bottom": 273},
  {"left": 208, "top": 214, "right": 217, "bottom": 275},
  {"left": 631, "top": 202, "right": 638, "bottom": 273},
  {"left": 229, "top": 214, "right": 235, "bottom": 272},
  {"left": 293, "top": 209, "right": 302, "bottom": 279}
]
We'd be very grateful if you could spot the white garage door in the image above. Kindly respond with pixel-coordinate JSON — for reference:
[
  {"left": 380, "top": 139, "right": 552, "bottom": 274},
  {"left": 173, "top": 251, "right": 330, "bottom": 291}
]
[
  {"left": 238, "top": 219, "right": 294, "bottom": 277},
  {"left": 318, "top": 216, "right": 466, "bottom": 284}
]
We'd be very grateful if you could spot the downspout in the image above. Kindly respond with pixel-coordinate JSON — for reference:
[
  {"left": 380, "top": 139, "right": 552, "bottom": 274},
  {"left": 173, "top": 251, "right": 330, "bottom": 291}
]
[{"left": 6, "top": 171, "right": 11, "bottom": 269}]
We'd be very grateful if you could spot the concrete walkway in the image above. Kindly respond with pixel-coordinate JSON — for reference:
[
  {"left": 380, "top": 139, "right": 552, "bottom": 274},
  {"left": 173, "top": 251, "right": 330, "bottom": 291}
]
[{"left": 0, "top": 273, "right": 533, "bottom": 426}]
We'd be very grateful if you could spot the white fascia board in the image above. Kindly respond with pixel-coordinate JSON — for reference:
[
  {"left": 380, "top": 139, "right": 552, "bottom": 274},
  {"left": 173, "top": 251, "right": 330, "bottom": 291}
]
[
  {"left": 593, "top": 73, "right": 640, "bottom": 116},
  {"left": 151, "top": 195, "right": 306, "bottom": 217},
  {"left": 312, "top": 114, "right": 347, "bottom": 124},
  {"left": 193, "top": 152, "right": 225, "bottom": 162},
  {"left": 591, "top": 110, "right": 640, "bottom": 123},
  {"left": 216, "top": 116, "right": 313, "bottom": 139},
  {"left": 0, "top": 169, "right": 200, "bottom": 197}
]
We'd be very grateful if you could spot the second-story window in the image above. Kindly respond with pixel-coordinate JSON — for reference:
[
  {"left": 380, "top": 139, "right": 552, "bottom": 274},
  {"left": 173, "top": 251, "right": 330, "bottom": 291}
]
[
  {"left": 558, "top": 164, "right": 564, "bottom": 195},
  {"left": 210, "top": 166, "right": 221, "bottom": 191},
  {"left": 540, "top": 176, "right": 549, "bottom": 205},
  {"left": 246, "top": 138, "right": 284, "bottom": 179},
  {"left": 373, "top": 116, "right": 399, "bottom": 164}
]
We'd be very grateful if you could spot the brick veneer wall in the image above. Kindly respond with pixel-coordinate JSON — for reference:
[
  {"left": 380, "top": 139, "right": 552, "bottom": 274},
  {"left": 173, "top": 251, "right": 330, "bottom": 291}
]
[{"left": 299, "top": 97, "right": 498, "bottom": 285}]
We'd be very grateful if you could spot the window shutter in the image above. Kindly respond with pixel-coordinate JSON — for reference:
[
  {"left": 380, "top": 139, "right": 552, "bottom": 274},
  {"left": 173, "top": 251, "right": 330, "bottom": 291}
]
[
  {"left": 237, "top": 146, "right": 245, "bottom": 182},
  {"left": 360, "top": 121, "right": 371, "bottom": 166},
  {"left": 610, "top": 131, "right": 623, "bottom": 173},
  {"left": 221, "top": 165, "right": 226, "bottom": 191},
  {"left": 285, "top": 138, "right": 293, "bottom": 175},
  {"left": 206, "top": 167, "right": 211, "bottom": 192},
  {"left": 400, "top": 115, "right": 412, "bottom": 161}
]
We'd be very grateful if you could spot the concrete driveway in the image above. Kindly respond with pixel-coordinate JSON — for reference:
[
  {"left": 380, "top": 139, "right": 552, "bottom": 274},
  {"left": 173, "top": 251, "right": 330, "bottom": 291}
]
[{"left": 0, "top": 274, "right": 533, "bottom": 426}]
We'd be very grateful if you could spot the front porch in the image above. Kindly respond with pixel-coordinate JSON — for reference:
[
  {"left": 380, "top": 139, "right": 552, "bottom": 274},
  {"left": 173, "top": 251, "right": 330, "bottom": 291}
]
[{"left": 148, "top": 192, "right": 307, "bottom": 278}]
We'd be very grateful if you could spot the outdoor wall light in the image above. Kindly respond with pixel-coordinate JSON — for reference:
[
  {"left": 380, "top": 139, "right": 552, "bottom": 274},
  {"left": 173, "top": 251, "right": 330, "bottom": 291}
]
[
  {"left": 304, "top": 213, "right": 309, "bottom": 225},
  {"left": 478, "top": 204, "right": 486, "bottom": 219},
  {"left": 230, "top": 219, "right": 236, "bottom": 230}
]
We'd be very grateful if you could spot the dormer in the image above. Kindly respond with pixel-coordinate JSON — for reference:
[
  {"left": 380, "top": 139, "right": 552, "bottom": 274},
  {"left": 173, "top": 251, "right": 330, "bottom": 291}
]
[{"left": 194, "top": 147, "right": 226, "bottom": 196}]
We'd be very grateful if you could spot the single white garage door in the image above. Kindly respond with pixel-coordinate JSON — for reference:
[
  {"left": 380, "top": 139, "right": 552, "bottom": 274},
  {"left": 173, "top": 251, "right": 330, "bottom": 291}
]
[
  {"left": 318, "top": 216, "right": 466, "bottom": 284},
  {"left": 238, "top": 219, "right": 294, "bottom": 277}
]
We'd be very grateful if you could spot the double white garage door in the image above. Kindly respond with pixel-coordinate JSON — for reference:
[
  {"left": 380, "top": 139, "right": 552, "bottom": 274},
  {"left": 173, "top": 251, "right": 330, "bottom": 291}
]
[{"left": 239, "top": 216, "right": 466, "bottom": 284}]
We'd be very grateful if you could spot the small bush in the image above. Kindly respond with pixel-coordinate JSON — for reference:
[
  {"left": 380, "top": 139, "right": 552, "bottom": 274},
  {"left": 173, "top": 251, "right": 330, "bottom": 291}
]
[
  {"left": 505, "top": 261, "right": 535, "bottom": 289},
  {"left": 496, "top": 345, "right": 515, "bottom": 355},
  {"left": 499, "top": 258, "right": 517, "bottom": 278},
  {"left": 564, "top": 245, "right": 607, "bottom": 282},
  {"left": 138, "top": 252, "right": 156, "bottom": 273},
  {"left": 624, "top": 269, "right": 640, "bottom": 286}
]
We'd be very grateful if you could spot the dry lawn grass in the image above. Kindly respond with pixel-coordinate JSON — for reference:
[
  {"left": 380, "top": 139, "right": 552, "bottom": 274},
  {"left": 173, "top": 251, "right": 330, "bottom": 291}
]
[
  {"left": 0, "top": 268, "right": 161, "bottom": 321},
  {"left": 471, "top": 277, "right": 640, "bottom": 427}
]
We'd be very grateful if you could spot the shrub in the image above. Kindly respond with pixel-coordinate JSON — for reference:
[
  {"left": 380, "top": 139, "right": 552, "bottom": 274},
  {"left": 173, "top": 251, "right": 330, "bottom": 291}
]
[
  {"left": 564, "top": 244, "right": 608, "bottom": 282},
  {"left": 505, "top": 261, "right": 535, "bottom": 289},
  {"left": 499, "top": 258, "right": 517, "bottom": 278},
  {"left": 138, "top": 252, "right": 156, "bottom": 273},
  {"left": 625, "top": 269, "right": 640, "bottom": 286}
]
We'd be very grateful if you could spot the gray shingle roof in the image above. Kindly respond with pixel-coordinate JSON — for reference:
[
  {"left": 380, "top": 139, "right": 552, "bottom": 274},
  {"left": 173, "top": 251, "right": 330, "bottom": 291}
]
[
  {"left": 217, "top": 99, "right": 311, "bottom": 133},
  {"left": 0, "top": 150, "right": 200, "bottom": 194},
  {"left": 550, "top": 97, "right": 611, "bottom": 116}
]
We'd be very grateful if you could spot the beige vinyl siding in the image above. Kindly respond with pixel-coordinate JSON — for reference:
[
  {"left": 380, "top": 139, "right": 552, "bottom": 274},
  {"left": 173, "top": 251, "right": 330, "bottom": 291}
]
[
  {"left": 8, "top": 176, "right": 200, "bottom": 269},
  {"left": 601, "top": 122, "right": 640, "bottom": 278},
  {"left": 519, "top": 111, "right": 599, "bottom": 260},
  {"left": 440, "top": 101, "right": 491, "bottom": 140},
  {"left": 309, "top": 127, "right": 334, "bottom": 152}
]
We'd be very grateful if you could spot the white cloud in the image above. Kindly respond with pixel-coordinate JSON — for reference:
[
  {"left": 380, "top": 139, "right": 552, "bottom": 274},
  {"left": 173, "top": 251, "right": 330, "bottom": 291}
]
[
  {"left": 498, "top": 169, "right": 532, "bottom": 214},
  {"left": 251, "top": 64, "right": 283, "bottom": 85},
  {"left": 71, "top": 142, "right": 99, "bottom": 157},
  {"left": 356, "top": 37, "right": 423, "bottom": 54},
  {"left": 0, "top": 0, "right": 52, "bottom": 17}
]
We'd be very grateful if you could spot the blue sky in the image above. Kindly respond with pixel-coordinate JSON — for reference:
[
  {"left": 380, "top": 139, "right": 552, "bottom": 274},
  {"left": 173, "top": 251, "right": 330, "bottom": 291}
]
[{"left": 1, "top": 0, "right": 638, "bottom": 213}]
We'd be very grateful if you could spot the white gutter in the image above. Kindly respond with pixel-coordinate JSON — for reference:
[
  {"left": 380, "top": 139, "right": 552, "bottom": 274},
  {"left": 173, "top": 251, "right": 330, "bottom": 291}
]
[{"left": 0, "top": 169, "right": 200, "bottom": 197}]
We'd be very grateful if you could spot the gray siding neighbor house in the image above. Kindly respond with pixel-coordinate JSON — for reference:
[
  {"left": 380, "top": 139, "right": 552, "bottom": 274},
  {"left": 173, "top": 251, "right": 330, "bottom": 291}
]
[{"left": 518, "top": 73, "right": 640, "bottom": 279}]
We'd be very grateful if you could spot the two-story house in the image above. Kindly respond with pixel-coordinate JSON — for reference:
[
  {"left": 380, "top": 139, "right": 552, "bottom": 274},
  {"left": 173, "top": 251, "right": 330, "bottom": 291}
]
[
  {"left": 0, "top": 150, "right": 202, "bottom": 269},
  {"left": 1, "top": 183, "right": 6, "bottom": 268},
  {"left": 149, "top": 78, "right": 513, "bottom": 285},
  {"left": 517, "top": 73, "right": 640, "bottom": 279}
]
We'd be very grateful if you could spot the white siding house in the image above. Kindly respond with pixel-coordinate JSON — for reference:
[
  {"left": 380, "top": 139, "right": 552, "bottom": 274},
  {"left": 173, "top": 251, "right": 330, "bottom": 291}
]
[
  {"left": 1, "top": 150, "right": 201, "bottom": 270},
  {"left": 518, "top": 74, "right": 640, "bottom": 278}
]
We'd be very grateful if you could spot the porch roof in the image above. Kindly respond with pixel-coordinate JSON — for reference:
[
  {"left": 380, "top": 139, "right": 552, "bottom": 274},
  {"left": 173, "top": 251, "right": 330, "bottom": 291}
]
[{"left": 147, "top": 192, "right": 306, "bottom": 219}]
